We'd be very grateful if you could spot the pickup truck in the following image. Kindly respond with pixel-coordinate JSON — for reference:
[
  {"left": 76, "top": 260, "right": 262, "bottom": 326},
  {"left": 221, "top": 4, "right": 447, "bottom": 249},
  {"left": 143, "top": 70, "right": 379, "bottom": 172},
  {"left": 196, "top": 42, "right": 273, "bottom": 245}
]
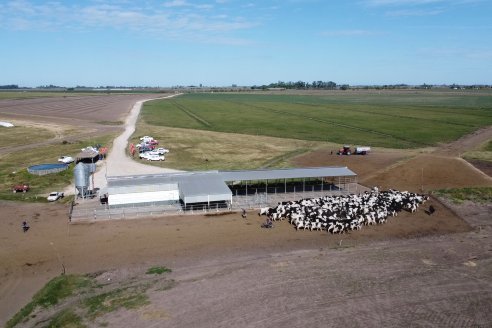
[
  {"left": 47, "top": 192, "right": 64, "bottom": 202},
  {"left": 12, "top": 184, "right": 29, "bottom": 193}
]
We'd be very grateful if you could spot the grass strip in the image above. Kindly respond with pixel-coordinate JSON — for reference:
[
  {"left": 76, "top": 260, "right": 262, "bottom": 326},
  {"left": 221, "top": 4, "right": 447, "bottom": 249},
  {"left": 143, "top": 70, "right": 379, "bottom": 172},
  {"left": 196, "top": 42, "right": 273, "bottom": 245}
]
[
  {"left": 434, "top": 187, "right": 492, "bottom": 204},
  {"left": 45, "top": 308, "right": 86, "bottom": 328},
  {"left": 84, "top": 286, "right": 150, "bottom": 319},
  {"left": 6, "top": 275, "right": 91, "bottom": 328},
  {"left": 146, "top": 266, "right": 172, "bottom": 275}
]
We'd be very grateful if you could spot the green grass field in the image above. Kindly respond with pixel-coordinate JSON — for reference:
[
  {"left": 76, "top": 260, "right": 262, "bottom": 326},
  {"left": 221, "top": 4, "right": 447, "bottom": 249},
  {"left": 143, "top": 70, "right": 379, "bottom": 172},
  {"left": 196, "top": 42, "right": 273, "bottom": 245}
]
[
  {"left": 0, "top": 135, "right": 115, "bottom": 201},
  {"left": 131, "top": 124, "right": 328, "bottom": 170},
  {"left": 463, "top": 139, "right": 492, "bottom": 162},
  {"left": 142, "top": 91, "right": 492, "bottom": 149}
]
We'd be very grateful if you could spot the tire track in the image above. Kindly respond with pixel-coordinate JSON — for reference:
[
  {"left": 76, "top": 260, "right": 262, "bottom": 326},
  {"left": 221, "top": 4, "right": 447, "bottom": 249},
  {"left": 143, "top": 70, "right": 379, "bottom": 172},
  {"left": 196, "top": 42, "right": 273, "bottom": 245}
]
[
  {"left": 292, "top": 101, "right": 481, "bottom": 128},
  {"left": 227, "top": 100, "right": 424, "bottom": 147},
  {"left": 171, "top": 101, "right": 212, "bottom": 127}
]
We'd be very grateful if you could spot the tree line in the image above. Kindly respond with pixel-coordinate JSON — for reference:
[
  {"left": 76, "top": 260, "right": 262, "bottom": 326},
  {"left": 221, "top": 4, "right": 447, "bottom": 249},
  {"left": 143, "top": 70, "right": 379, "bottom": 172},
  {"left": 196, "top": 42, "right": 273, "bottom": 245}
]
[{"left": 251, "top": 81, "right": 350, "bottom": 90}]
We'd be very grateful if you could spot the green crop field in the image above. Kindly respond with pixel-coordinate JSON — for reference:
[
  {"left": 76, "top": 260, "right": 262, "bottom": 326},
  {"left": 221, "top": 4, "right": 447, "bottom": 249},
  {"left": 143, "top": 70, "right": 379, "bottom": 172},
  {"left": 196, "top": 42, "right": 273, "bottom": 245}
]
[{"left": 142, "top": 91, "right": 492, "bottom": 149}]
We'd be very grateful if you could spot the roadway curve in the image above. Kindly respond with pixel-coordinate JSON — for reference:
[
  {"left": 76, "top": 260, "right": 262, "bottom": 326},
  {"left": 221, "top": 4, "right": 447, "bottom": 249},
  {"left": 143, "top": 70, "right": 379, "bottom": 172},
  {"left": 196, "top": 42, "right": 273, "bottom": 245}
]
[{"left": 69, "top": 94, "right": 183, "bottom": 194}]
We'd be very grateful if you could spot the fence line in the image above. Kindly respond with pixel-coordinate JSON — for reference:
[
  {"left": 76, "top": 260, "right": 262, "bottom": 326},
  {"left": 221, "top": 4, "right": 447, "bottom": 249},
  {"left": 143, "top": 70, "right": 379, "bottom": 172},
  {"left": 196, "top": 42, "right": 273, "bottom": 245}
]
[{"left": 70, "top": 183, "right": 359, "bottom": 222}]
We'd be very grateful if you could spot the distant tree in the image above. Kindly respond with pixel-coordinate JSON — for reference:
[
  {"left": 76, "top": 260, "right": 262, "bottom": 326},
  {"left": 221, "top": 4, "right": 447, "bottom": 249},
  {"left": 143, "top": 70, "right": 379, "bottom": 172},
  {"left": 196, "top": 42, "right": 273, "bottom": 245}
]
[{"left": 0, "top": 84, "right": 19, "bottom": 89}]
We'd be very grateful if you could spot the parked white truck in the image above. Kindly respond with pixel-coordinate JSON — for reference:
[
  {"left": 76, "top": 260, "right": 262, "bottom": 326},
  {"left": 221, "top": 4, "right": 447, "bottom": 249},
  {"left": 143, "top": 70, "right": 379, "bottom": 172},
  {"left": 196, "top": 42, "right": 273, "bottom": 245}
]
[{"left": 354, "top": 146, "right": 371, "bottom": 155}]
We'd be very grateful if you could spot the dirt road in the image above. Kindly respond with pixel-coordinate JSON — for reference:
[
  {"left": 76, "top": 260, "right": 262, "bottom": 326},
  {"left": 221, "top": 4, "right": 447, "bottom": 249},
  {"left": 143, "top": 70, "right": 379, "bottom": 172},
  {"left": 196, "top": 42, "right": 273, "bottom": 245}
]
[
  {"left": 92, "top": 94, "right": 183, "bottom": 191},
  {"left": 433, "top": 125, "right": 492, "bottom": 156}
]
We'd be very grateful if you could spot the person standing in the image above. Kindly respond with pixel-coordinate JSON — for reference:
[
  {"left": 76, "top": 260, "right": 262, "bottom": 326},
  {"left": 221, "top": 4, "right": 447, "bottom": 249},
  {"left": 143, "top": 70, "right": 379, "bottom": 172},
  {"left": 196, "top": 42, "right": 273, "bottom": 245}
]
[{"left": 22, "top": 221, "right": 30, "bottom": 233}]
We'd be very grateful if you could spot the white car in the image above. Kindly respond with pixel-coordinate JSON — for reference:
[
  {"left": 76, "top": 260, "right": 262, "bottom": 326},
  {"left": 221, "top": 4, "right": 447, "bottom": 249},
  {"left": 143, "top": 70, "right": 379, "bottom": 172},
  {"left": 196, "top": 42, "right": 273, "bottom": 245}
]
[
  {"left": 140, "top": 136, "right": 154, "bottom": 142},
  {"left": 47, "top": 192, "right": 64, "bottom": 202},
  {"left": 58, "top": 156, "right": 74, "bottom": 164},
  {"left": 139, "top": 151, "right": 153, "bottom": 159},
  {"left": 147, "top": 154, "right": 165, "bottom": 161},
  {"left": 156, "top": 148, "right": 169, "bottom": 154}
]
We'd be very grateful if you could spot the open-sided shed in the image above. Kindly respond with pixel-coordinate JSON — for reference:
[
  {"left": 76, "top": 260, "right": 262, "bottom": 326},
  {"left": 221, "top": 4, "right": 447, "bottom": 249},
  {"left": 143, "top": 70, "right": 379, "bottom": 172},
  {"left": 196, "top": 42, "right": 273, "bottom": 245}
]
[{"left": 105, "top": 167, "right": 357, "bottom": 209}]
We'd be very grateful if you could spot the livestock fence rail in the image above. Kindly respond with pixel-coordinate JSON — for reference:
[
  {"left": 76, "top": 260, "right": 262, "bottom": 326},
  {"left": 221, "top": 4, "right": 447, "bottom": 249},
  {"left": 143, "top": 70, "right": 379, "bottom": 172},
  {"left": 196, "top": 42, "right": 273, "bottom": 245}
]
[{"left": 70, "top": 183, "right": 366, "bottom": 222}]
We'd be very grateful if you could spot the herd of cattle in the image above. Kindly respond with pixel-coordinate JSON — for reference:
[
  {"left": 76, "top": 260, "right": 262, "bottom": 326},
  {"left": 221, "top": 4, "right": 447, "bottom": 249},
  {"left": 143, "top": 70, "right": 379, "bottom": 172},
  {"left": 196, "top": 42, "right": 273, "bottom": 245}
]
[{"left": 258, "top": 188, "right": 429, "bottom": 234}]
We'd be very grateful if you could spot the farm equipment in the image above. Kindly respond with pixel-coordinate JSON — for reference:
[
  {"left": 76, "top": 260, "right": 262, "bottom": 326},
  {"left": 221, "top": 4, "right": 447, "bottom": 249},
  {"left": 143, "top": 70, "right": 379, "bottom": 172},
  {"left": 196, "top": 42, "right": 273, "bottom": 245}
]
[
  {"left": 354, "top": 146, "right": 371, "bottom": 155},
  {"left": 337, "top": 145, "right": 352, "bottom": 155},
  {"left": 337, "top": 145, "right": 371, "bottom": 155},
  {"left": 12, "top": 183, "right": 30, "bottom": 193}
]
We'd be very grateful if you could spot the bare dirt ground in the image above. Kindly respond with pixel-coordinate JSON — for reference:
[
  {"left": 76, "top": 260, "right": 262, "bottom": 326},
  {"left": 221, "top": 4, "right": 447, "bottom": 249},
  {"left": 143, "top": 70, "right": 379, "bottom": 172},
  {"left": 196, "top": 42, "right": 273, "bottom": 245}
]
[
  {"left": 0, "top": 196, "right": 481, "bottom": 327},
  {"left": 0, "top": 95, "right": 491, "bottom": 326},
  {"left": 293, "top": 147, "right": 418, "bottom": 181},
  {"left": 294, "top": 126, "right": 492, "bottom": 192},
  {"left": 467, "top": 159, "right": 492, "bottom": 177}
]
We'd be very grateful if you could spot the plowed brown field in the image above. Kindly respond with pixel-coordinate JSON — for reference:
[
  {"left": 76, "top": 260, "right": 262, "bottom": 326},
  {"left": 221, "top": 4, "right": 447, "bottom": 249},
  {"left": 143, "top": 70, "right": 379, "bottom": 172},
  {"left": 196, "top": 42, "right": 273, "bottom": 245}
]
[{"left": 0, "top": 94, "right": 165, "bottom": 154}]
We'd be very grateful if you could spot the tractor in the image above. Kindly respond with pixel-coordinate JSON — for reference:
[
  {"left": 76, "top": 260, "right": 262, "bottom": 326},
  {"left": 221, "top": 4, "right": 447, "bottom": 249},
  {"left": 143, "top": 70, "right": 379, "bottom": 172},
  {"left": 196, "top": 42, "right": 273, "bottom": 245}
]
[{"left": 337, "top": 145, "right": 352, "bottom": 155}]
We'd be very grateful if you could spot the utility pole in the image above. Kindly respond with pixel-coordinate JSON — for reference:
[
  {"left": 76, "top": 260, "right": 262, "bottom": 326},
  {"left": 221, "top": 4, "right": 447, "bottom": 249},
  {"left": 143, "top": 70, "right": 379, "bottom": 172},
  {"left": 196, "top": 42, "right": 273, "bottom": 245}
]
[
  {"left": 421, "top": 168, "right": 424, "bottom": 193},
  {"left": 50, "top": 242, "right": 66, "bottom": 275}
]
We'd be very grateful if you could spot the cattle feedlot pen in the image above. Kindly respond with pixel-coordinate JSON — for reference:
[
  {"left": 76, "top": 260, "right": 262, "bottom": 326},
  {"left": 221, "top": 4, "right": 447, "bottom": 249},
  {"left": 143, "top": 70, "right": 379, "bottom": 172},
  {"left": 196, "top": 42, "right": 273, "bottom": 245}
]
[{"left": 70, "top": 167, "right": 358, "bottom": 221}]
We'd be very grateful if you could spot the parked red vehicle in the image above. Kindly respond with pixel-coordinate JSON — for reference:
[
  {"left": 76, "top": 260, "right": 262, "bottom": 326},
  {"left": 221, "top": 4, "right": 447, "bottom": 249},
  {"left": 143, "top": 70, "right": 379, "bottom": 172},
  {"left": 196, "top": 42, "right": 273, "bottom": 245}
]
[{"left": 12, "top": 183, "right": 30, "bottom": 193}]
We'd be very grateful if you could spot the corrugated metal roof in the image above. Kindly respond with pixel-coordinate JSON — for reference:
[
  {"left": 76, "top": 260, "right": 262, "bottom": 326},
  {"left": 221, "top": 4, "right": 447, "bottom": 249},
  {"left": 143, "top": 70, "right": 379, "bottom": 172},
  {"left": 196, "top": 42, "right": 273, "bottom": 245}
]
[
  {"left": 76, "top": 150, "right": 99, "bottom": 159},
  {"left": 179, "top": 175, "right": 232, "bottom": 202},
  {"left": 107, "top": 171, "right": 218, "bottom": 188},
  {"left": 219, "top": 167, "right": 356, "bottom": 181},
  {"left": 107, "top": 167, "right": 356, "bottom": 202}
]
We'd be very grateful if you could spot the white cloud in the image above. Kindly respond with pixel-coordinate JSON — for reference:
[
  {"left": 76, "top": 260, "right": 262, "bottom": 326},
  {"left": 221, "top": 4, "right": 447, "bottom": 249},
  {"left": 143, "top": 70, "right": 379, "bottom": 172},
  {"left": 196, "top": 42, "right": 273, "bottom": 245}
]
[
  {"left": 385, "top": 8, "right": 444, "bottom": 16},
  {"left": 417, "top": 46, "right": 492, "bottom": 60},
  {"left": 320, "top": 29, "right": 379, "bottom": 37},
  {"left": 364, "top": 0, "right": 483, "bottom": 6},
  {"left": 163, "top": 0, "right": 190, "bottom": 8},
  {"left": 0, "top": 0, "right": 258, "bottom": 45},
  {"left": 365, "top": 0, "right": 443, "bottom": 5}
]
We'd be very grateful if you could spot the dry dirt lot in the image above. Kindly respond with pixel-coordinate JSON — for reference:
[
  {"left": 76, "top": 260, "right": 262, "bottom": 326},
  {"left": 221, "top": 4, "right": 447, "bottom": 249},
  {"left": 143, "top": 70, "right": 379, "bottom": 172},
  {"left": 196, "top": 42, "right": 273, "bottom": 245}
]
[{"left": 0, "top": 196, "right": 484, "bottom": 327}]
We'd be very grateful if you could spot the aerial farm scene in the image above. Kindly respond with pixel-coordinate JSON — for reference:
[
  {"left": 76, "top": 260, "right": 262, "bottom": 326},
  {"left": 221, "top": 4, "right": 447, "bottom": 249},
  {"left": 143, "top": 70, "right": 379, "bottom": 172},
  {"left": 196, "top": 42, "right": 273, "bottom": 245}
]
[{"left": 0, "top": 1, "right": 491, "bottom": 328}]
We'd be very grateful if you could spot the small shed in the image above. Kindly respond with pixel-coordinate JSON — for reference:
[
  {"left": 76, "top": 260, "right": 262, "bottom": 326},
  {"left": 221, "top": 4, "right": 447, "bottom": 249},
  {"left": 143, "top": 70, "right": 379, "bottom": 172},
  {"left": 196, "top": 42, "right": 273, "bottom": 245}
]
[{"left": 76, "top": 149, "right": 100, "bottom": 164}]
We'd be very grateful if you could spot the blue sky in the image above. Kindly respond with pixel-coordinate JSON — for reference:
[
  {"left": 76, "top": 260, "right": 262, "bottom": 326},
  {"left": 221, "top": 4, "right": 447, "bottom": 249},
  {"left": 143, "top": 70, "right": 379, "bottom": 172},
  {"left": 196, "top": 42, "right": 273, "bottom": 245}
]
[{"left": 1, "top": 0, "right": 491, "bottom": 87}]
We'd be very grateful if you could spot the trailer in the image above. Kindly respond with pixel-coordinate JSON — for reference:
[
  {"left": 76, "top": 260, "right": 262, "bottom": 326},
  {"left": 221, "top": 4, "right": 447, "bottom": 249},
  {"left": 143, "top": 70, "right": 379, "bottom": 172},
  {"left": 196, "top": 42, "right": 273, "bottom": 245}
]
[
  {"left": 337, "top": 145, "right": 371, "bottom": 155},
  {"left": 354, "top": 146, "right": 371, "bottom": 155}
]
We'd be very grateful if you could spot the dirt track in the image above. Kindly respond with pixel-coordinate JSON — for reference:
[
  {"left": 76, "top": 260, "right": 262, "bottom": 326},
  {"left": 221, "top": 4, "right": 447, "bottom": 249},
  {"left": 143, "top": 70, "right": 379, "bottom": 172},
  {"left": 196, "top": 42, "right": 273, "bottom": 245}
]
[{"left": 91, "top": 94, "right": 183, "bottom": 192}]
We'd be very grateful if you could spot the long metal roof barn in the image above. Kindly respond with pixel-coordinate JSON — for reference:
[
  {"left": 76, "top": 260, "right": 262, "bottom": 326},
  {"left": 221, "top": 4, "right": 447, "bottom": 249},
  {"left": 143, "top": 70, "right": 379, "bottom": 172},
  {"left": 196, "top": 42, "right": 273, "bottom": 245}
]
[
  {"left": 106, "top": 167, "right": 356, "bottom": 206},
  {"left": 219, "top": 167, "right": 356, "bottom": 181}
]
